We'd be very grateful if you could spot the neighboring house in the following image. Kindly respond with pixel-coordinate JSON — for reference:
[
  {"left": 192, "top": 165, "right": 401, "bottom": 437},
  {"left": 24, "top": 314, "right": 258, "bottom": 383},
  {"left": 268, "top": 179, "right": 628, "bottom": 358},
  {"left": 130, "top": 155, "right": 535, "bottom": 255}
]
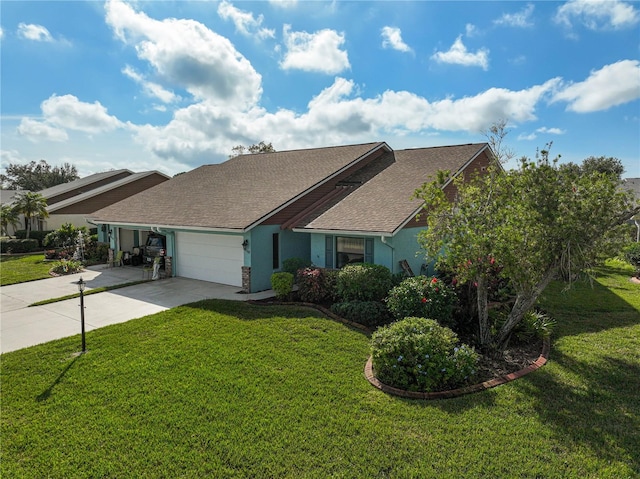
[
  {"left": 623, "top": 178, "right": 640, "bottom": 242},
  {"left": 89, "top": 142, "right": 494, "bottom": 293},
  {"left": 37, "top": 170, "right": 170, "bottom": 231}
]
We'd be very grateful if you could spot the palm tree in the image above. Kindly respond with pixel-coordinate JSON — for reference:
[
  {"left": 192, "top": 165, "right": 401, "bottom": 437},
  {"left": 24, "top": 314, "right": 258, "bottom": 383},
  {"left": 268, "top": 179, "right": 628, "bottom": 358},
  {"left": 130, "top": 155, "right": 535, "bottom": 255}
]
[
  {"left": 13, "top": 192, "right": 49, "bottom": 238},
  {"left": 0, "top": 203, "right": 21, "bottom": 237}
]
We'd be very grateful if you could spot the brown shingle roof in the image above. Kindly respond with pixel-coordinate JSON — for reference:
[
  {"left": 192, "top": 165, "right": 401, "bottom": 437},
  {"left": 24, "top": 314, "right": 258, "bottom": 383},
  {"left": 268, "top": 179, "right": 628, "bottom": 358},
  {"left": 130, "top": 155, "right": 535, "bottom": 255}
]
[
  {"left": 299, "top": 143, "right": 489, "bottom": 235},
  {"left": 90, "top": 142, "right": 387, "bottom": 230}
]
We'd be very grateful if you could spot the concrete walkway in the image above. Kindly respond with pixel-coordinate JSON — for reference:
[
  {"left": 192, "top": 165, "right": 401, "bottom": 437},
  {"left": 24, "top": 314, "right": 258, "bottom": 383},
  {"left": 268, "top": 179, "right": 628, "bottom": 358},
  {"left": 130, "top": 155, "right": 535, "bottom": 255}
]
[{"left": 1, "top": 265, "right": 274, "bottom": 354}]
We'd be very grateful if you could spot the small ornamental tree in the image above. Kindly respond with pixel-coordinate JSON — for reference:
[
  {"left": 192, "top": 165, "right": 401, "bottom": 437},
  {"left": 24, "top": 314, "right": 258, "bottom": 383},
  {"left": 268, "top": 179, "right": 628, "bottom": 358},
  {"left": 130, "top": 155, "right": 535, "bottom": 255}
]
[
  {"left": 0, "top": 204, "right": 21, "bottom": 236},
  {"left": 13, "top": 192, "right": 49, "bottom": 239},
  {"left": 414, "top": 146, "right": 640, "bottom": 351}
]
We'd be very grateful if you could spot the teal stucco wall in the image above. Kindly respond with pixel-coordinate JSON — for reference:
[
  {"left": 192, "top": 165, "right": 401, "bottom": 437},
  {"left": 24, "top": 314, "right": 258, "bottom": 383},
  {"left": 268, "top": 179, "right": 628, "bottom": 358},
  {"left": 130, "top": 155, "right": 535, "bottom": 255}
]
[
  {"left": 248, "top": 226, "right": 311, "bottom": 292},
  {"left": 309, "top": 228, "right": 428, "bottom": 275}
]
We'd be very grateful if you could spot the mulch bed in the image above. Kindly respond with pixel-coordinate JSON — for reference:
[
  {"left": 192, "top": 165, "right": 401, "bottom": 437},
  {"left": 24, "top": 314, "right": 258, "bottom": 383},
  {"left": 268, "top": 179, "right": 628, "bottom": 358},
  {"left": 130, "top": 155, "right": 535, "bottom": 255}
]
[{"left": 473, "top": 340, "right": 543, "bottom": 384}]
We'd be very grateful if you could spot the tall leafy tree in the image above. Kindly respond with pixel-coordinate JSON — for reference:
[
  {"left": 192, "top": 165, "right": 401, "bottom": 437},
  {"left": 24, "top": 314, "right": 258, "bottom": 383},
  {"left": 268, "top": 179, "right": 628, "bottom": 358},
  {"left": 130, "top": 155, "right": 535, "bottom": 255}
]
[
  {"left": 229, "top": 141, "right": 276, "bottom": 158},
  {"left": 414, "top": 147, "right": 640, "bottom": 351},
  {"left": 0, "top": 204, "right": 21, "bottom": 237},
  {"left": 13, "top": 192, "right": 49, "bottom": 238},
  {"left": 0, "top": 160, "right": 78, "bottom": 191}
]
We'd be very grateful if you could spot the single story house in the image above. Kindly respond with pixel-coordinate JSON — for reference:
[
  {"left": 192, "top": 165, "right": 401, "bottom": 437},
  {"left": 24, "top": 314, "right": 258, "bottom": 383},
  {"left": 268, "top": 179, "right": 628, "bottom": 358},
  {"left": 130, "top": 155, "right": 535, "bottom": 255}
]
[
  {"left": 89, "top": 142, "right": 494, "bottom": 292},
  {"left": 38, "top": 169, "right": 170, "bottom": 231}
]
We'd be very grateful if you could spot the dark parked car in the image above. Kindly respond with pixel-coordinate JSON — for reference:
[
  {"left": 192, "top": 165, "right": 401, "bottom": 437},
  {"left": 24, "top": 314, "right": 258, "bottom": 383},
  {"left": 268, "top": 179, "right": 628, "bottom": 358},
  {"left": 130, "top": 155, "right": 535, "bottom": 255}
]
[{"left": 143, "top": 234, "right": 166, "bottom": 265}]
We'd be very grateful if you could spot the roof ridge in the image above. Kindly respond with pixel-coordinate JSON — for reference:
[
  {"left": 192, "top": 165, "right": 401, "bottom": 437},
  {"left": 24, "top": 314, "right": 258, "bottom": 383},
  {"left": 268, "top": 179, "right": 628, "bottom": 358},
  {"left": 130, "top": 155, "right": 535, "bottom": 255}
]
[
  {"left": 235, "top": 141, "right": 384, "bottom": 157},
  {"left": 396, "top": 142, "right": 487, "bottom": 153}
]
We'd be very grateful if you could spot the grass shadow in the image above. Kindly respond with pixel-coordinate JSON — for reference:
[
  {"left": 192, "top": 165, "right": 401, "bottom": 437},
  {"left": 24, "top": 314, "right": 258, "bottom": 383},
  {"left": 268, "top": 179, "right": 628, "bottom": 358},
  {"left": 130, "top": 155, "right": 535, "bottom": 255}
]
[
  {"left": 36, "top": 354, "right": 81, "bottom": 402},
  {"left": 520, "top": 350, "right": 640, "bottom": 474},
  {"left": 538, "top": 273, "right": 640, "bottom": 340},
  {"left": 184, "top": 299, "right": 365, "bottom": 329}
]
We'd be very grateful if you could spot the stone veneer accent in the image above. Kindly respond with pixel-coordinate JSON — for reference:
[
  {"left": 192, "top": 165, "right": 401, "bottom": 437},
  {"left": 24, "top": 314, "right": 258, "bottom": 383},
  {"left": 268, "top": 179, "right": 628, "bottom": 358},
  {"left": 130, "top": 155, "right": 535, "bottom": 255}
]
[{"left": 242, "top": 266, "right": 251, "bottom": 293}]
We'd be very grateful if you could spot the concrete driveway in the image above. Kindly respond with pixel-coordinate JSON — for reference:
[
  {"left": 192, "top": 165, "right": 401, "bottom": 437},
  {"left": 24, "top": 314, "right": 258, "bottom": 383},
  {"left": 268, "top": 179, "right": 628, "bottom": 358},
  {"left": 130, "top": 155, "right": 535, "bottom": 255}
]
[{"left": 1, "top": 265, "right": 274, "bottom": 354}]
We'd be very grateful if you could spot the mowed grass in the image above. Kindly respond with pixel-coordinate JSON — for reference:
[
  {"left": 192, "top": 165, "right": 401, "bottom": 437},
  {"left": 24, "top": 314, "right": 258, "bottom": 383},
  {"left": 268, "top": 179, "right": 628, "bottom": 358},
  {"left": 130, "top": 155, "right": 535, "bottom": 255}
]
[
  {"left": 1, "top": 263, "right": 639, "bottom": 478},
  {"left": 0, "top": 254, "right": 51, "bottom": 286}
]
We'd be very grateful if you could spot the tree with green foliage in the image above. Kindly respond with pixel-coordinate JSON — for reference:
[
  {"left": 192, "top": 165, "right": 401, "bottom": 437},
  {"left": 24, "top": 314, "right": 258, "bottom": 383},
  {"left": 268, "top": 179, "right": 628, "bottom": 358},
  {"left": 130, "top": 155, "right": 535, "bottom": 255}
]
[
  {"left": 0, "top": 204, "right": 21, "bottom": 236},
  {"left": 229, "top": 141, "right": 275, "bottom": 158},
  {"left": 560, "top": 155, "right": 625, "bottom": 180},
  {"left": 13, "top": 192, "right": 49, "bottom": 239},
  {"left": 0, "top": 160, "right": 78, "bottom": 191},
  {"left": 43, "top": 223, "right": 90, "bottom": 251},
  {"left": 414, "top": 147, "right": 640, "bottom": 351}
]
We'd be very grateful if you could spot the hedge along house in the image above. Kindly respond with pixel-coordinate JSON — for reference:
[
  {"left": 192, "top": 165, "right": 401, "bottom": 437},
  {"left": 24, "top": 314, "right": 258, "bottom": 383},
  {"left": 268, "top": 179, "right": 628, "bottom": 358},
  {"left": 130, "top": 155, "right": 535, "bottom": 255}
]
[{"left": 88, "top": 142, "right": 494, "bottom": 293}]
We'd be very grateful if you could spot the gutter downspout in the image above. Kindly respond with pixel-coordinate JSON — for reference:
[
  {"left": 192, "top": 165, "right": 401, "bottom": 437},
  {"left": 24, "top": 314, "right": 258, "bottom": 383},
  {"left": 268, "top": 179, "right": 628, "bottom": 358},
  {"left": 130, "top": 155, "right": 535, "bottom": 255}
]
[{"left": 381, "top": 236, "right": 395, "bottom": 273}]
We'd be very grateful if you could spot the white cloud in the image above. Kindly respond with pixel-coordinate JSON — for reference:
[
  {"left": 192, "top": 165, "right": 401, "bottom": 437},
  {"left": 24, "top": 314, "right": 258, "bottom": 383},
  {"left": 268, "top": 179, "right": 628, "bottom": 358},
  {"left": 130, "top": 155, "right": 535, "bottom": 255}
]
[
  {"left": 1, "top": 149, "right": 26, "bottom": 166},
  {"left": 17, "top": 118, "right": 68, "bottom": 142},
  {"left": 280, "top": 24, "right": 350, "bottom": 74},
  {"left": 41, "top": 94, "right": 124, "bottom": 133},
  {"left": 131, "top": 75, "right": 561, "bottom": 163},
  {"left": 104, "top": 0, "right": 262, "bottom": 108},
  {"left": 16, "top": 95, "right": 123, "bottom": 143},
  {"left": 217, "top": 1, "right": 275, "bottom": 39},
  {"left": 552, "top": 60, "right": 640, "bottom": 112},
  {"left": 431, "top": 36, "right": 489, "bottom": 70},
  {"left": 536, "top": 126, "right": 566, "bottom": 135},
  {"left": 122, "top": 65, "right": 180, "bottom": 104},
  {"left": 269, "top": 0, "right": 298, "bottom": 8},
  {"left": 555, "top": 0, "right": 639, "bottom": 30},
  {"left": 465, "top": 23, "right": 479, "bottom": 37},
  {"left": 494, "top": 3, "right": 535, "bottom": 28},
  {"left": 381, "top": 26, "right": 412, "bottom": 53},
  {"left": 518, "top": 133, "right": 538, "bottom": 141},
  {"left": 17, "top": 23, "right": 53, "bottom": 42}
]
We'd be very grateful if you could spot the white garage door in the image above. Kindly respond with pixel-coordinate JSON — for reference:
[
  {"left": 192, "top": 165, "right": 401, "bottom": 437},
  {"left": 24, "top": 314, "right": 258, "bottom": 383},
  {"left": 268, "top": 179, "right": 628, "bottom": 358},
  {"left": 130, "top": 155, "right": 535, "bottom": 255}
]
[{"left": 176, "top": 232, "right": 244, "bottom": 287}]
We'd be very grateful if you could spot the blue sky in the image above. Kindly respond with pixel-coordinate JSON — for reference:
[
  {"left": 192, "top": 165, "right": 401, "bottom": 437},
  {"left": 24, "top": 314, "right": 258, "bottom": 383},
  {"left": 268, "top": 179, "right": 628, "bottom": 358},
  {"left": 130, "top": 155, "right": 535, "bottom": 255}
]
[{"left": 1, "top": 0, "right": 639, "bottom": 178}]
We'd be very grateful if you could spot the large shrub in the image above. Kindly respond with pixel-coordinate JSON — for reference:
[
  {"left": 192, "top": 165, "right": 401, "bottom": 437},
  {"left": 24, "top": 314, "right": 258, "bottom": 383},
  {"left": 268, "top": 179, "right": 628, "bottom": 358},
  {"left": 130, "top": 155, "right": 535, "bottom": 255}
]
[
  {"left": 270, "top": 272, "right": 294, "bottom": 300},
  {"left": 0, "top": 238, "right": 39, "bottom": 254},
  {"left": 85, "top": 242, "right": 109, "bottom": 264},
  {"left": 297, "top": 267, "right": 338, "bottom": 303},
  {"left": 43, "top": 223, "right": 89, "bottom": 251},
  {"left": 14, "top": 230, "right": 52, "bottom": 248},
  {"left": 624, "top": 242, "right": 640, "bottom": 278},
  {"left": 336, "top": 263, "right": 393, "bottom": 302},
  {"left": 371, "top": 317, "right": 478, "bottom": 392},
  {"left": 385, "top": 276, "right": 457, "bottom": 327},
  {"left": 330, "top": 301, "right": 393, "bottom": 328}
]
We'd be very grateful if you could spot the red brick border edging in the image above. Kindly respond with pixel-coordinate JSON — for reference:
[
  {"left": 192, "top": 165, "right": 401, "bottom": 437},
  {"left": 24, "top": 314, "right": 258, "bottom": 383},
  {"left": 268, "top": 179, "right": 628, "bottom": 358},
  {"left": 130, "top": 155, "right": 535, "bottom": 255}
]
[
  {"left": 248, "top": 299, "right": 550, "bottom": 400},
  {"left": 364, "top": 337, "right": 550, "bottom": 400}
]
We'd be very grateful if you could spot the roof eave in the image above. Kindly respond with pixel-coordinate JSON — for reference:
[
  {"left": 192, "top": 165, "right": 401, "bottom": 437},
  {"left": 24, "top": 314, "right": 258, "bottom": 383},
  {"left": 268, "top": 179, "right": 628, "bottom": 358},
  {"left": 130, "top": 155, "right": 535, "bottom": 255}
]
[
  {"left": 292, "top": 227, "right": 394, "bottom": 237},
  {"left": 88, "top": 219, "right": 248, "bottom": 234}
]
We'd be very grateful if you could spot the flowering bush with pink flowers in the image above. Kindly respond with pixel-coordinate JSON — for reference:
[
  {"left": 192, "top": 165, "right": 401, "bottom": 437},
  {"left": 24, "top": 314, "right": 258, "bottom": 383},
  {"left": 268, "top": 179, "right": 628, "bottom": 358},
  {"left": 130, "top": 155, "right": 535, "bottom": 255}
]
[
  {"left": 371, "top": 317, "right": 478, "bottom": 392},
  {"left": 385, "top": 276, "right": 457, "bottom": 327},
  {"left": 296, "top": 267, "right": 338, "bottom": 304}
]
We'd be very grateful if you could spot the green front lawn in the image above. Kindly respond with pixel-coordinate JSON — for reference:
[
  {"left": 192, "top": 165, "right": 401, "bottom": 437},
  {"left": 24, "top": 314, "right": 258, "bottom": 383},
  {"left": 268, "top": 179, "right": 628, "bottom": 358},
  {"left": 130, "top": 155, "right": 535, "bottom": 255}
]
[
  {"left": 0, "top": 254, "right": 52, "bottom": 286},
  {"left": 1, "top": 262, "right": 639, "bottom": 477}
]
